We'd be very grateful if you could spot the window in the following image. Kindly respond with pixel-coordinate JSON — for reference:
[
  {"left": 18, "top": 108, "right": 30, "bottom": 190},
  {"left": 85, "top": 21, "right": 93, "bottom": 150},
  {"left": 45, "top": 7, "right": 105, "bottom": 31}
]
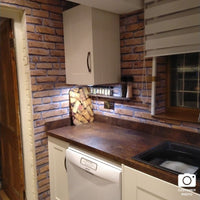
[
  {"left": 156, "top": 52, "right": 200, "bottom": 123},
  {"left": 170, "top": 53, "right": 200, "bottom": 109}
]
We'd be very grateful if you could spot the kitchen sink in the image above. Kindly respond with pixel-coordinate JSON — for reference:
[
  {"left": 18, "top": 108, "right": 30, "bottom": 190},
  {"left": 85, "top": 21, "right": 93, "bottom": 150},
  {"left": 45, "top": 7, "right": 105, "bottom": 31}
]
[{"left": 133, "top": 141, "right": 200, "bottom": 179}]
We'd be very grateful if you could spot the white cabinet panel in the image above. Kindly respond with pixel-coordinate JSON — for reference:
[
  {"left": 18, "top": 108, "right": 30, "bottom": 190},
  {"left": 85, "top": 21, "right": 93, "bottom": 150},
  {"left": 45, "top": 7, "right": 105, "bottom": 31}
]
[
  {"left": 48, "top": 136, "right": 69, "bottom": 200},
  {"left": 122, "top": 165, "right": 200, "bottom": 200},
  {"left": 63, "top": 5, "right": 120, "bottom": 85}
]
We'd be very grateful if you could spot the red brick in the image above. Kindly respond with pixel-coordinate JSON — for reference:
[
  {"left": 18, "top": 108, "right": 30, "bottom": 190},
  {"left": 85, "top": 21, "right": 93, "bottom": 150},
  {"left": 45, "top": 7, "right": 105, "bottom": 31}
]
[
  {"left": 42, "top": 97, "right": 51, "bottom": 104},
  {"left": 40, "top": 57, "right": 58, "bottom": 62},
  {"left": 50, "top": 50, "right": 64, "bottom": 56},
  {"left": 127, "top": 22, "right": 144, "bottom": 31},
  {"left": 32, "top": 9, "right": 49, "bottom": 18},
  {"left": 48, "top": 70, "right": 65, "bottom": 76},
  {"left": 41, "top": 4, "right": 62, "bottom": 13},
  {"left": 121, "top": 62, "right": 133, "bottom": 68},
  {"left": 120, "top": 32, "right": 134, "bottom": 39},
  {"left": 39, "top": 165, "right": 49, "bottom": 174},
  {"left": 124, "top": 38, "right": 143, "bottom": 46},
  {"left": 35, "top": 119, "right": 46, "bottom": 127},
  {"left": 36, "top": 26, "right": 55, "bottom": 34},
  {"left": 29, "top": 41, "right": 55, "bottom": 49},
  {"left": 31, "top": 70, "right": 47, "bottom": 76},
  {"left": 122, "top": 68, "right": 143, "bottom": 75},
  {"left": 36, "top": 76, "right": 57, "bottom": 83},
  {"left": 32, "top": 77, "right": 36, "bottom": 84},
  {"left": 122, "top": 54, "right": 140, "bottom": 61},
  {"left": 53, "top": 64, "right": 60, "bottom": 69},
  {"left": 121, "top": 47, "right": 133, "bottom": 54},
  {"left": 32, "top": 84, "right": 54, "bottom": 91},
  {"left": 43, "top": 19, "right": 63, "bottom": 28},
  {"left": 37, "top": 63, "right": 52, "bottom": 69},
  {"left": 49, "top": 12, "right": 62, "bottom": 20},
  {"left": 60, "top": 64, "right": 65, "bottom": 69},
  {"left": 134, "top": 30, "right": 144, "bottom": 37},
  {"left": 26, "top": 16, "right": 42, "bottom": 24},
  {"left": 29, "top": 48, "right": 49, "bottom": 56},
  {"left": 27, "top": 24, "right": 35, "bottom": 32},
  {"left": 24, "top": 1, "right": 40, "bottom": 9},
  {"left": 61, "top": 102, "right": 69, "bottom": 108},
  {"left": 33, "top": 98, "right": 42, "bottom": 105},
  {"left": 52, "top": 95, "right": 68, "bottom": 102},
  {"left": 138, "top": 13, "right": 144, "bottom": 20},
  {"left": 55, "top": 43, "right": 64, "bottom": 50},
  {"left": 34, "top": 103, "right": 59, "bottom": 112},
  {"left": 31, "top": 56, "right": 39, "bottom": 63},
  {"left": 44, "top": 35, "right": 63, "bottom": 42},
  {"left": 27, "top": 33, "right": 43, "bottom": 41},
  {"left": 38, "top": 177, "right": 49, "bottom": 187},
  {"left": 115, "top": 108, "right": 133, "bottom": 116},
  {"left": 37, "top": 157, "right": 49, "bottom": 168},
  {"left": 42, "top": 109, "right": 67, "bottom": 118},
  {"left": 25, "top": 8, "right": 32, "bottom": 15},
  {"left": 38, "top": 183, "right": 50, "bottom": 194},
  {"left": 45, "top": 116, "right": 62, "bottom": 123},
  {"left": 55, "top": 29, "right": 63, "bottom": 36},
  {"left": 33, "top": 90, "right": 60, "bottom": 98},
  {"left": 120, "top": 26, "right": 126, "bottom": 33},
  {"left": 59, "top": 57, "right": 65, "bottom": 62},
  {"left": 33, "top": 113, "right": 41, "bottom": 120},
  {"left": 34, "top": 127, "right": 46, "bottom": 134},
  {"left": 57, "top": 76, "right": 66, "bottom": 82},
  {"left": 120, "top": 15, "right": 137, "bottom": 25},
  {"left": 134, "top": 45, "right": 144, "bottom": 53}
]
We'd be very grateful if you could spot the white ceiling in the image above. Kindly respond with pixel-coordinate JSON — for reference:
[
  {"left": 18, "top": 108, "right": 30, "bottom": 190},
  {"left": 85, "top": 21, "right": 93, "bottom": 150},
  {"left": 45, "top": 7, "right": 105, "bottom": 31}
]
[{"left": 66, "top": 0, "right": 143, "bottom": 14}]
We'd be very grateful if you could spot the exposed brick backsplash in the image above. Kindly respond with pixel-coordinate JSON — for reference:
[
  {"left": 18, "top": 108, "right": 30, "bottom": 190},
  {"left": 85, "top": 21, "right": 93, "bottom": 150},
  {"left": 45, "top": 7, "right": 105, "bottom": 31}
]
[
  {"left": 1, "top": 1, "right": 199, "bottom": 200},
  {"left": 93, "top": 10, "right": 200, "bottom": 134},
  {"left": 0, "top": 0, "right": 74, "bottom": 199}
]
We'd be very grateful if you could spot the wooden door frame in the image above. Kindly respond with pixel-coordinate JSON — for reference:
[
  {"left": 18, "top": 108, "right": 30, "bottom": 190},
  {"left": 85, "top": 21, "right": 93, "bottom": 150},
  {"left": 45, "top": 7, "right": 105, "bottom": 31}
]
[{"left": 0, "top": 5, "right": 38, "bottom": 200}]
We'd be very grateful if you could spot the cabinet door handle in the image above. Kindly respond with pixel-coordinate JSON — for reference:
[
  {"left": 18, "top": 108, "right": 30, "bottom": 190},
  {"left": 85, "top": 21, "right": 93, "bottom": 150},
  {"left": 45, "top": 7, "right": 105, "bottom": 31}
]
[
  {"left": 64, "top": 157, "right": 67, "bottom": 172},
  {"left": 87, "top": 51, "right": 91, "bottom": 73}
]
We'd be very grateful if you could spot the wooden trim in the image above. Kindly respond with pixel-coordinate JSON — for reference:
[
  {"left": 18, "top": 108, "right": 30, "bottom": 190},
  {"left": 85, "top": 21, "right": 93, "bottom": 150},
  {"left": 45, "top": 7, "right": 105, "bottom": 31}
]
[{"left": 164, "top": 55, "right": 200, "bottom": 123}]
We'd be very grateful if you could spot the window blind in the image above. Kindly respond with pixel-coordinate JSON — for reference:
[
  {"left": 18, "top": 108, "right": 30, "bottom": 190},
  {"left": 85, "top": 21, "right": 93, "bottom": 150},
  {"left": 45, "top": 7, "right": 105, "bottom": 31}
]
[{"left": 144, "top": 0, "right": 200, "bottom": 57}]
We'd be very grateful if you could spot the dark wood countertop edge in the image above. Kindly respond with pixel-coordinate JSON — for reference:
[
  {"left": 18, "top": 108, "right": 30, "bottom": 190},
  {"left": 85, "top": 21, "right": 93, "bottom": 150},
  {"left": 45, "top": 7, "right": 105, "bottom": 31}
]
[{"left": 46, "top": 115, "right": 200, "bottom": 194}]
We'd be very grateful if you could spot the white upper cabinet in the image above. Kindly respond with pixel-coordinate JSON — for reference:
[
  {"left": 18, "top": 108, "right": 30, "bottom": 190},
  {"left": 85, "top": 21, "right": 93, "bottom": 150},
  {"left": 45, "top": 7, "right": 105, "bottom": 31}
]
[
  {"left": 65, "top": 0, "right": 143, "bottom": 14},
  {"left": 63, "top": 5, "right": 121, "bottom": 85}
]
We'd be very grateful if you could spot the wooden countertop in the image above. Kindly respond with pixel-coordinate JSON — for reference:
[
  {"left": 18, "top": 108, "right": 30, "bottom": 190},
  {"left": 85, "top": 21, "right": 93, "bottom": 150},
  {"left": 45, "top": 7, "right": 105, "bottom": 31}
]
[{"left": 47, "top": 118, "right": 200, "bottom": 194}]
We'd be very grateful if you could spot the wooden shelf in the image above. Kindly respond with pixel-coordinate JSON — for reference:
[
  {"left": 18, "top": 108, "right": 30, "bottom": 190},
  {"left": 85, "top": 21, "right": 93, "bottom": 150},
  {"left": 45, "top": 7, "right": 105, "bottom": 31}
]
[
  {"left": 89, "top": 94, "right": 149, "bottom": 110},
  {"left": 89, "top": 94, "right": 132, "bottom": 101}
]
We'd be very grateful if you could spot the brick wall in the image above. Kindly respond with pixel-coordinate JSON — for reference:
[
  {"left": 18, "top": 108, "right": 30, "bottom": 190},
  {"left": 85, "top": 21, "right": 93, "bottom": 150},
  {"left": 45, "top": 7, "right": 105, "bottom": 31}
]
[
  {"left": 0, "top": 0, "right": 76, "bottom": 199},
  {"left": 93, "top": 9, "right": 200, "bottom": 134},
  {"left": 0, "top": 2, "right": 199, "bottom": 199}
]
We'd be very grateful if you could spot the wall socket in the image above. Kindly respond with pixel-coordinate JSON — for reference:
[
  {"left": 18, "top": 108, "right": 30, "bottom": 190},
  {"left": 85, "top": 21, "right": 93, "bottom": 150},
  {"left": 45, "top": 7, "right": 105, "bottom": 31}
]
[{"left": 104, "top": 101, "right": 114, "bottom": 110}]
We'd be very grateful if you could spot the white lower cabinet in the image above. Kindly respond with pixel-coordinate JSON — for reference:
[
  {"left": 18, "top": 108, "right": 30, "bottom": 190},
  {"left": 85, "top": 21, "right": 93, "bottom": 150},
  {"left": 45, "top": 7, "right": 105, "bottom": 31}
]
[
  {"left": 122, "top": 165, "right": 200, "bottom": 200},
  {"left": 48, "top": 136, "right": 69, "bottom": 200}
]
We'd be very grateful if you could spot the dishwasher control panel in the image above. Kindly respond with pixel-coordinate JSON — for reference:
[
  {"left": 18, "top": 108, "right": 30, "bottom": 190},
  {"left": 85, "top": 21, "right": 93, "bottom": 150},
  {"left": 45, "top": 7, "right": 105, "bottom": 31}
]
[{"left": 81, "top": 157, "right": 97, "bottom": 170}]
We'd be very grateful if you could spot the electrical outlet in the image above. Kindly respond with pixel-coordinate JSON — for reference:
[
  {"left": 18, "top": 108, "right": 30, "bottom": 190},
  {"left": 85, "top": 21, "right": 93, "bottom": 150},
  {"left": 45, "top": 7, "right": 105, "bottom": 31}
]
[{"left": 104, "top": 101, "right": 114, "bottom": 110}]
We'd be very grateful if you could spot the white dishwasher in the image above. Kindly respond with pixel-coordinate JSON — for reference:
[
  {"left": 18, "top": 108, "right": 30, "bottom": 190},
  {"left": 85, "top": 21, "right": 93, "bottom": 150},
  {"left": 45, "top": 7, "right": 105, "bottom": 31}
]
[{"left": 66, "top": 147, "right": 122, "bottom": 200}]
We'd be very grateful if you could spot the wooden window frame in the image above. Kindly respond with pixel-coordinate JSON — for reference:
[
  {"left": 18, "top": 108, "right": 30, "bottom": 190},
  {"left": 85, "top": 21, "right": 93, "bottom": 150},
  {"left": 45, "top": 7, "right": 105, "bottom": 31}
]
[{"left": 164, "top": 55, "right": 200, "bottom": 123}]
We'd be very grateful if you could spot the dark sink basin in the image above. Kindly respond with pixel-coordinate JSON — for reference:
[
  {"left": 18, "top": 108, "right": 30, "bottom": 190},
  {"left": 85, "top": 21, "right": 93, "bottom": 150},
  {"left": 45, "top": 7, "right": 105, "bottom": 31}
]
[{"left": 133, "top": 141, "right": 200, "bottom": 179}]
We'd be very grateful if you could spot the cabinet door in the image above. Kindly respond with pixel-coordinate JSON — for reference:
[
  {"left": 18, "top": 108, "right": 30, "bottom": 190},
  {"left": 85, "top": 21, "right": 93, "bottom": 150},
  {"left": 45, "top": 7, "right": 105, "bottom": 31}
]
[
  {"left": 48, "top": 136, "right": 69, "bottom": 200},
  {"left": 122, "top": 165, "right": 200, "bottom": 200},
  {"left": 63, "top": 5, "right": 94, "bottom": 85}
]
